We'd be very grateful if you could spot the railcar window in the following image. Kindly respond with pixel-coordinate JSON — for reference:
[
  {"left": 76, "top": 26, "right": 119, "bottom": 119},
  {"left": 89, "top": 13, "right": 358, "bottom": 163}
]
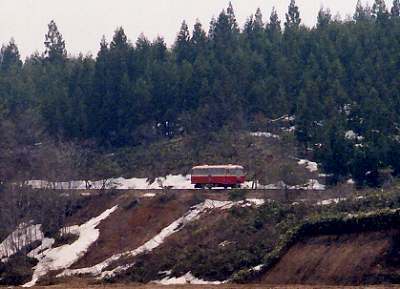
[
  {"left": 209, "top": 168, "right": 226, "bottom": 175},
  {"left": 192, "top": 168, "right": 207, "bottom": 176},
  {"left": 193, "top": 167, "right": 243, "bottom": 176},
  {"left": 231, "top": 168, "right": 244, "bottom": 176}
]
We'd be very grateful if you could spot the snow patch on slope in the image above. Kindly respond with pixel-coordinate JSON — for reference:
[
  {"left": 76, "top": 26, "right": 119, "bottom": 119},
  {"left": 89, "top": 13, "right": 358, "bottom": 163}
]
[
  {"left": 0, "top": 223, "right": 44, "bottom": 262},
  {"left": 345, "top": 130, "right": 364, "bottom": 141},
  {"left": 59, "top": 199, "right": 264, "bottom": 279},
  {"left": 23, "top": 205, "right": 118, "bottom": 287},
  {"left": 27, "top": 174, "right": 192, "bottom": 190},
  {"left": 155, "top": 271, "right": 224, "bottom": 285},
  {"left": 317, "top": 198, "right": 344, "bottom": 206},
  {"left": 244, "top": 179, "right": 325, "bottom": 190},
  {"left": 250, "top": 132, "right": 280, "bottom": 139},
  {"left": 298, "top": 159, "right": 318, "bottom": 172}
]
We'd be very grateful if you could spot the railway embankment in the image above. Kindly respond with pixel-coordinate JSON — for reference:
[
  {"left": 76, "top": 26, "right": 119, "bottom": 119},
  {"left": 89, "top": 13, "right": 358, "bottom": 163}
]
[{"left": 2, "top": 187, "right": 400, "bottom": 287}]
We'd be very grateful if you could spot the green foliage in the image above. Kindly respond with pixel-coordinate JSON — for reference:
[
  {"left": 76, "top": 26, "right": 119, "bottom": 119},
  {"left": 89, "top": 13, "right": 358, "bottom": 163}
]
[
  {"left": 234, "top": 196, "right": 400, "bottom": 283},
  {"left": 0, "top": 254, "right": 37, "bottom": 286},
  {"left": 1, "top": 2, "right": 400, "bottom": 187}
]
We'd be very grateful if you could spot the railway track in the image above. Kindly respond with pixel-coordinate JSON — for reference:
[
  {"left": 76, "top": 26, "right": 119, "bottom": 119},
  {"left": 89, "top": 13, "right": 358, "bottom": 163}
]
[{"left": 69, "top": 187, "right": 353, "bottom": 204}]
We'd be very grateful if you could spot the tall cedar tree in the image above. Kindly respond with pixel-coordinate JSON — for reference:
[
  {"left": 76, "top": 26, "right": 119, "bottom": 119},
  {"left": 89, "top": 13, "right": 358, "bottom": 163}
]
[{"left": 44, "top": 20, "right": 67, "bottom": 63}]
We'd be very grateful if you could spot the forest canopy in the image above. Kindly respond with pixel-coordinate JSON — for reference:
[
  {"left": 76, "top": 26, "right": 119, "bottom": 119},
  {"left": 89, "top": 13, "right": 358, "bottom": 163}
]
[{"left": 1, "top": 0, "right": 400, "bottom": 187}]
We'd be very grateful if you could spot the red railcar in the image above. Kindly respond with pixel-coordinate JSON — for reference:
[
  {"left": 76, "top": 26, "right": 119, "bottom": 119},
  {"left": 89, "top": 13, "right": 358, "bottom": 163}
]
[{"left": 191, "top": 165, "right": 246, "bottom": 189}]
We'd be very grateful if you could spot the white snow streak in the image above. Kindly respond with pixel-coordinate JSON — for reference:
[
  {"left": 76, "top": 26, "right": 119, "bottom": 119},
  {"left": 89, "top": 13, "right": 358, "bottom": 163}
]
[
  {"left": 250, "top": 132, "right": 280, "bottom": 139},
  {"left": 59, "top": 199, "right": 264, "bottom": 279},
  {"left": 298, "top": 159, "right": 318, "bottom": 173},
  {"left": 143, "top": 193, "right": 156, "bottom": 198},
  {"left": 345, "top": 130, "right": 364, "bottom": 141},
  {"left": 244, "top": 179, "right": 325, "bottom": 190},
  {"left": 0, "top": 223, "right": 44, "bottom": 262},
  {"left": 155, "top": 272, "right": 224, "bottom": 285},
  {"left": 27, "top": 174, "right": 192, "bottom": 190},
  {"left": 317, "top": 198, "right": 343, "bottom": 206},
  {"left": 251, "top": 264, "right": 264, "bottom": 272},
  {"left": 23, "top": 205, "right": 118, "bottom": 287}
]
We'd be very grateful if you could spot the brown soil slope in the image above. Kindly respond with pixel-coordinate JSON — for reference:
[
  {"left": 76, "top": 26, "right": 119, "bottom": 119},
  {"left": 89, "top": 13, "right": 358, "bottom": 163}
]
[
  {"left": 71, "top": 192, "right": 198, "bottom": 269},
  {"left": 262, "top": 230, "right": 400, "bottom": 285},
  {"left": 27, "top": 284, "right": 400, "bottom": 289}
]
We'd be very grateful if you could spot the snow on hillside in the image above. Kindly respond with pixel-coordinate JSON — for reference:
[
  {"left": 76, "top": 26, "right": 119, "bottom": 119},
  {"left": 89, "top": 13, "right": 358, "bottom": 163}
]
[
  {"left": 155, "top": 271, "right": 225, "bottom": 285},
  {"left": 28, "top": 173, "right": 325, "bottom": 191},
  {"left": 345, "top": 130, "right": 364, "bottom": 141},
  {"left": 27, "top": 174, "right": 192, "bottom": 190},
  {"left": 250, "top": 131, "right": 280, "bottom": 139},
  {"left": 243, "top": 179, "right": 325, "bottom": 190},
  {"left": 317, "top": 198, "right": 343, "bottom": 206},
  {"left": 59, "top": 199, "right": 265, "bottom": 279},
  {"left": 0, "top": 223, "right": 44, "bottom": 262},
  {"left": 23, "top": 205, "right": 118, "bottom": 287},
  {"left": 298, "top": 159, "right": 318, "bottom": 173}
]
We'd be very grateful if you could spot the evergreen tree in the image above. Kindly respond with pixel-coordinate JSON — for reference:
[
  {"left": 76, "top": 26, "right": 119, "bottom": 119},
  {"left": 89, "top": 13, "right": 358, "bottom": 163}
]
[
  {"left": 0, "top": 39, "right": 22, "bottom": 72},
  {"left": 354, "top": 0, "right": 373, "bottom": 21},
  {"left": 254, "top": 8, "right": 264, "bottom": 31},
  {"left": 316, "top": 116, "right": 352, "bottom": 183},
  {"left": 208, "top": 17, "right": 217, "bottom": 39},
  {"left": 285, "top": 0, "right": 301, "bottom": 30},
  {"left": 392, "top": 0, "right": 400, "bottom": 16},
  {"left": 110, "top": 27, "right": 129, "bottom": 50},
  {"left": 0, "top": 2, "right": 400, "bottom": 186},
  {"left": 174, "top": 21, "right": 191, "bottom": 63},
  {"left": 212, "top": 7, "right": 240, "bottom": 57},
  {"left": 89, "top": 36, "right": 109, "bottom": 141},
  {"left": 317, "top": 8, "right": 332, "bottom": 28},
  {"left": 44, "top": 20, "right": 67, "bottom": 62},
  {"left": 372, "top": 0, "right": 389, "bottom": 22},
  {"left": 191, "top": 21, "right": 207, "bottom": 51},
  {"left": 266, "top": 7, "right": 282, "bottom": 40},
  {"left": 227, "top": 2, "right": 239, "bottom": 33}
]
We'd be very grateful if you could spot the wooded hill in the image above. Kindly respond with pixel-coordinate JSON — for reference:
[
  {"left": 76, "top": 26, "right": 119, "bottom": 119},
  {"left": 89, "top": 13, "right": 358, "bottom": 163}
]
[{"left": 1, "top": 0, "right": 400, "bottom": 187}]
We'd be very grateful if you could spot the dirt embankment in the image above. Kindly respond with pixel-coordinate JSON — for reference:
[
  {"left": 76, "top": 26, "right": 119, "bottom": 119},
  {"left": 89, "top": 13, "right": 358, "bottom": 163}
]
[
  {"left": 261, "top": 229, "right": 400, "bottom": 286},
  {"left": 70, "top": 191, "right": 199, "bottom": 269},
  {"left": 27, "top": 284, "right": 400, "bottom": 289}
]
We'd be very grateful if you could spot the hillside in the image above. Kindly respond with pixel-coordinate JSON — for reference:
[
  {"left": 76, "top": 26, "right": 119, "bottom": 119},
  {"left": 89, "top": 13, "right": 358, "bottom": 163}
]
[
  {"left": 2, "top": 0, "right": 400, "bottom": 287},
  {"left": 2, "top": 185, "right": 400, "bottom": 287},
  {"left": 1, "top": 0, "right": 400, "bottom": 189},
  {"left": 262, "top": 230, "right": 399, "bottom": 285}
]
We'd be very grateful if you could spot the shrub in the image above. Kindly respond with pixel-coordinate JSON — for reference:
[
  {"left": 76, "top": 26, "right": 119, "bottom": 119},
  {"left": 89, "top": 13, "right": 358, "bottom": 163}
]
[
  {"left": 229, "top": 190, "right": 247, "bottom": 201},
  {"left": 122, "top": 197, "right": 140, "bottom": 210},
  {"left": 0, "top": 254, "right": 38, "bottom": 286},
  {"left": 53, "top": 232, "right": 79, "bottom": 247},
  {"left": 186, "top": 193, "right": 206, "bottom": 207},
  {"left": 157, "top": 190, "right": 176, "bottom": 204}
]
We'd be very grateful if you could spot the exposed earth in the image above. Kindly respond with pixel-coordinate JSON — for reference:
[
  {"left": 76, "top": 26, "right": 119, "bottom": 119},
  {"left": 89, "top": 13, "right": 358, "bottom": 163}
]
[{"left": 22, "top": 284, "right": 400, "bottom": 289}]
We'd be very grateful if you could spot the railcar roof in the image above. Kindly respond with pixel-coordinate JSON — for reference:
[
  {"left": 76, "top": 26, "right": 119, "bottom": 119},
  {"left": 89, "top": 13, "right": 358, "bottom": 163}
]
[{"left": 192, "top": 165, "right": 244, "bottom": 169}]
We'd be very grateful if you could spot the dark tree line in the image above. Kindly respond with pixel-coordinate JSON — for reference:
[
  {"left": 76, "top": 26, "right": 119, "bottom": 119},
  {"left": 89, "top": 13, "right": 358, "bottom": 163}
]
[{"left": 1, "top": 0, "right": 400, "bottom": 186}]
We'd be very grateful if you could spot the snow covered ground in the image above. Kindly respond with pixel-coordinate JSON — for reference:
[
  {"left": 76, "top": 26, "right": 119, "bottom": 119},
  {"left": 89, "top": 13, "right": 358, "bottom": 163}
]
[
  {"left": 0, "top": 223, "right": 44, "bottom": 262},
  {"left": 59, "top": 199, "right": 265, "bottom": 280},
  {"left": 28, "top": 173, "right": 325, "bottom": 191},
  {"left": 345, "top": 130, "right": 364, "bottom": 141},
  {"left": 250, "top": 131, "right": 280, "bottom": 139},
  {"left": 317, "top": 198, "right": 343, "bottom": 206},
  {"left": 298, "top": 159, "right": 318, "bottom": 173},
  {"left": 27, "top": 174, "right": 192, "bottom": 190},
  {"left": 155, "top": 271, "right": 225, "bottom": 285},
  {"left": 23, "top": 205, "right": 118, "bottom": 287},
  {"left": 243, "top": 179, "right": 325, "bottom": 190}
]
